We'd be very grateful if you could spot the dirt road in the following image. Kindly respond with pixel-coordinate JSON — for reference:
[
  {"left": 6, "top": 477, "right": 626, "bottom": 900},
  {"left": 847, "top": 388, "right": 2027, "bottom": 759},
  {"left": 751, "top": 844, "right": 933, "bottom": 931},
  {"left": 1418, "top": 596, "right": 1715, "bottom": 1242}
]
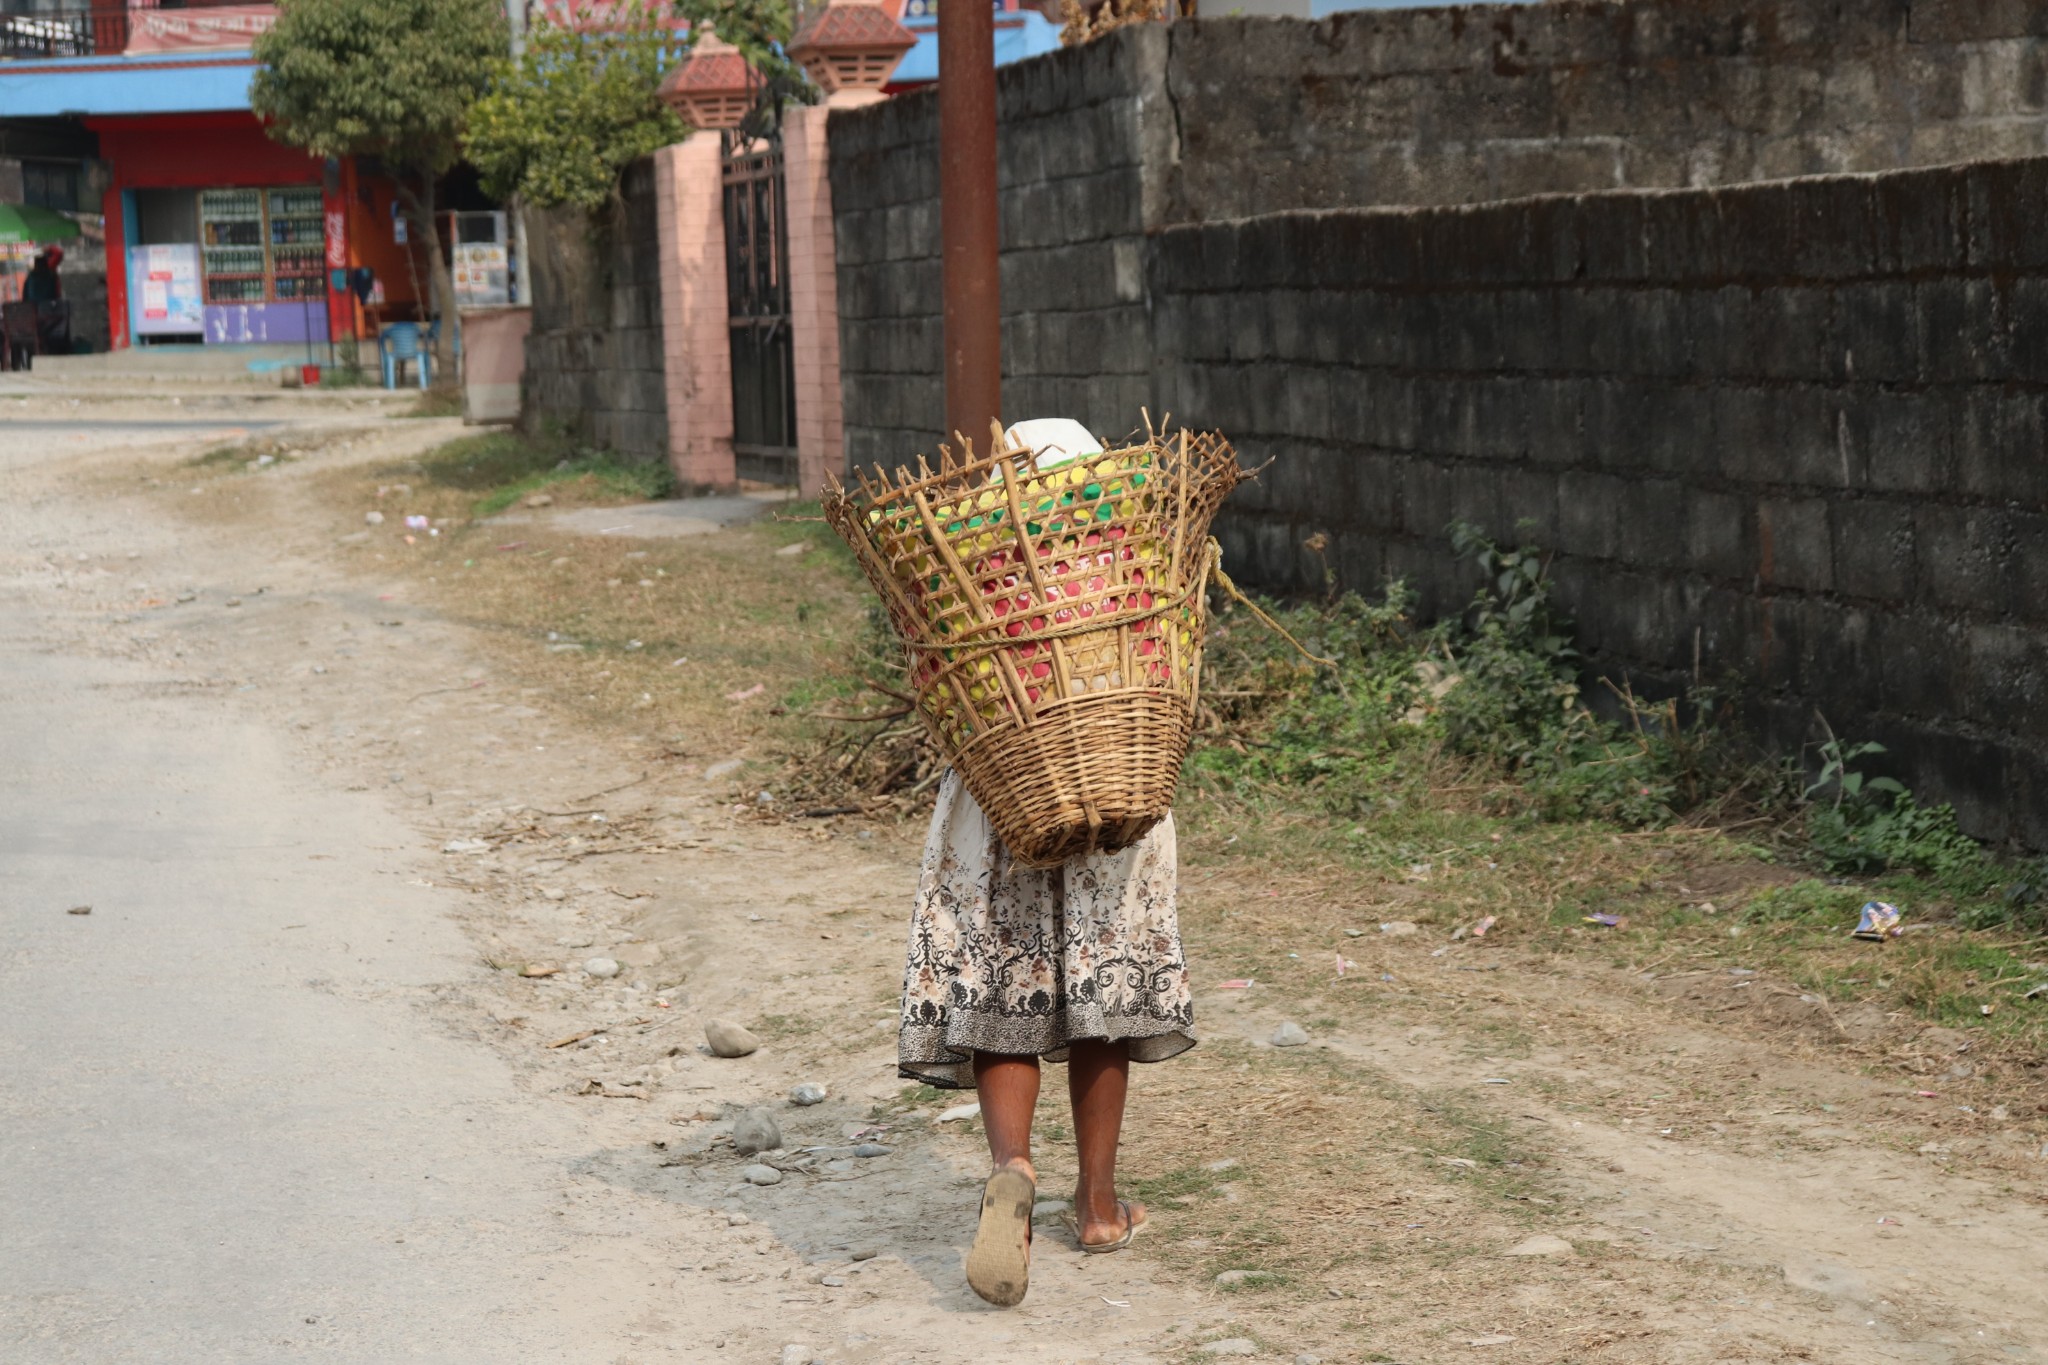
[{"left": 3, "top": 386, "right": 2046, "bottom": 1364}]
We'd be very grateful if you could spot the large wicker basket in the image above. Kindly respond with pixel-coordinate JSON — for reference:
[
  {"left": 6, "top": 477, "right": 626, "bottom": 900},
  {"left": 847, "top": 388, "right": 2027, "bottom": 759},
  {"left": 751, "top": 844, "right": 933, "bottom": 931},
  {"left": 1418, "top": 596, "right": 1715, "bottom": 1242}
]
[{"left": 823, "top": 421, "right": 1245, "bottom": 866}]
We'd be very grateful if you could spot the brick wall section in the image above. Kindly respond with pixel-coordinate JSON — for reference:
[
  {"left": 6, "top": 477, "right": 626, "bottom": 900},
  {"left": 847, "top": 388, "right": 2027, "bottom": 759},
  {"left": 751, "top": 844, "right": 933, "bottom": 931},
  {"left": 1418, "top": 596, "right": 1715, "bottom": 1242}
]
[
  {"left": 785, "top": 97, "right": 871, "bottom": 496},
  {"left": 827, "top": 24, "right": 1174, "bottom": 472},
  {"left": 654, "top": 134, "right": 736, "bottom": 491},
  {"left": 1167, "top": 0, "right": 2048, "bottom": 220},
  {"left": 522, "top": 157, "right": 668, "bottom": 461},
  {"left": 1152, "top": 156, "right": 2048, "bottom": 845}
]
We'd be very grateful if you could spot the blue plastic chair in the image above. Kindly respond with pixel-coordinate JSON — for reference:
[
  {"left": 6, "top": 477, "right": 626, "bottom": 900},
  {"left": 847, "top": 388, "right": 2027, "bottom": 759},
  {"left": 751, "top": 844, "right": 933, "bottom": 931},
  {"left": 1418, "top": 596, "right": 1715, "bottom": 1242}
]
[{"left": 379, "top": 322, "right": 430, "bottom": 389}]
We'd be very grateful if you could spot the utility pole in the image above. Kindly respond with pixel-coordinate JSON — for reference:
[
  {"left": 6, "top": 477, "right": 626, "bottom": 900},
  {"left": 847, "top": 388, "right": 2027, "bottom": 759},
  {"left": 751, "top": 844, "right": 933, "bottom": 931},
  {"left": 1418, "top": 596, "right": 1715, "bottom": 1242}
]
[
  {"left": 937, "top": 0, "right": 1000, "bottom": 452},
  {"left": 507, "top": 0, "right": 534, "bottom": 309}
]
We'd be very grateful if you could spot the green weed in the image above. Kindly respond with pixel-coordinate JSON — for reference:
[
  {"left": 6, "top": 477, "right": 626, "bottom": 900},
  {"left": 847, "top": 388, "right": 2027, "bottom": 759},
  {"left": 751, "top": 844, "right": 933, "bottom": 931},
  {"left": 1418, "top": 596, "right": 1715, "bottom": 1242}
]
[
  {"left": 402, "top": 387, "right": 465, "bottom": 418},
  {"left": 410, "top": 430, "right": 676, "bottom": 514},
  {"left": 1191, "top": 521, "right": 1742, "bottom": 829}
]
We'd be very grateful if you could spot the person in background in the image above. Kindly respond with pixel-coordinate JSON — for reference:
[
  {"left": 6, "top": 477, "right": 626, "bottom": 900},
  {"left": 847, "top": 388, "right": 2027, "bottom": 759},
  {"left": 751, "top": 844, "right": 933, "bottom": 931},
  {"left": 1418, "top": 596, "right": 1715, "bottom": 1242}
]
[{"left": 22, "top": 246, "right": 64, "bottom": 303}]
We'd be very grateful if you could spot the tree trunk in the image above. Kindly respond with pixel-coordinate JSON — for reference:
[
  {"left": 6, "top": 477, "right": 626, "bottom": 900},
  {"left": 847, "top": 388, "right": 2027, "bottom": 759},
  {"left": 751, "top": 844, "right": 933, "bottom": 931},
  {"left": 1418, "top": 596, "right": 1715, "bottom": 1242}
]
[{"left": 394, "top": 173, "right": 459, "bottom": 390}]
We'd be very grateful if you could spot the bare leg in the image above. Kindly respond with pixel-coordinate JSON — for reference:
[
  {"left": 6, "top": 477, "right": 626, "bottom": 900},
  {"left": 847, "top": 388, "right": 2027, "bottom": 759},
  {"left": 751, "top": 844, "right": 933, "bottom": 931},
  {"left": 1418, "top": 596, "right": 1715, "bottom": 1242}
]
[
  {"left": 966, "top": 1051, "right": 1041, "bottom": 1306},
  {"left": 973, "top": 1051, "right": 1040, "bottom": 1184},
  {"left": 1068, "top": 1038, "right": 1144, "bottom": 1246}
]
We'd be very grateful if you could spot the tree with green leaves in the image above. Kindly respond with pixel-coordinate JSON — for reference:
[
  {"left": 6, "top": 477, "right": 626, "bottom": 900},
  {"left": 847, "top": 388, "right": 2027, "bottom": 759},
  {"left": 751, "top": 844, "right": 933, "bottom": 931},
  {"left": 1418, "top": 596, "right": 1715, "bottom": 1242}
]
[
  {"left": 466, "top": 0, "right": 799, "bottom": 216},
  {"left": 251, "top": 0, "right": 506, "bottom": 380},
  {"left": 465, "top": 3, "right": 688, "bottom": 215}
]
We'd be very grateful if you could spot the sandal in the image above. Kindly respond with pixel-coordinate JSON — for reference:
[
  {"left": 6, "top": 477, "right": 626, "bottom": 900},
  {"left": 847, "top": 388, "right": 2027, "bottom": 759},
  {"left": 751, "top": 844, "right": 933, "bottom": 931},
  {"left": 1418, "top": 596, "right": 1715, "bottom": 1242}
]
[
  {"left": 965, "top": 1166, "right": 1035, "bottom": 1307},
  {"left": 1062, "top": 1198, "right": 1148, "bottom": 1254}
]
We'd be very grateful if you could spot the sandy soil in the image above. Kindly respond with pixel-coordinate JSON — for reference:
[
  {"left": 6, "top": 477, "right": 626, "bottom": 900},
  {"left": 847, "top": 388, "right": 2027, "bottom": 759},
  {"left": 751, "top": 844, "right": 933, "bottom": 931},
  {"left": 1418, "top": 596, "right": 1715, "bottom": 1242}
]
[{"left": 5, "top": 385, "right": 2046, "bottom": 1365}]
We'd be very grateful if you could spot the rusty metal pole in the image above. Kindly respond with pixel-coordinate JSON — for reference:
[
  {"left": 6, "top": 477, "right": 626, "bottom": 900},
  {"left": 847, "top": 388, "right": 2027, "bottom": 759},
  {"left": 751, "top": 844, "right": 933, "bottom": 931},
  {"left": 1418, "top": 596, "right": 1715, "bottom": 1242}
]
[{"left": 938, "top": 0, "right": 1001, "bottom": 453}]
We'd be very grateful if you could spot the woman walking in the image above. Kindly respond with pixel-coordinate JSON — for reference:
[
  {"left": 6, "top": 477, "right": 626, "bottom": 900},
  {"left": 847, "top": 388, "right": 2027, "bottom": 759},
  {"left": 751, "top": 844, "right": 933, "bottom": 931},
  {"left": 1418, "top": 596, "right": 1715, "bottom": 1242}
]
[{"left": 894, "top": 418, "right": 1197, "bottom": 1309}]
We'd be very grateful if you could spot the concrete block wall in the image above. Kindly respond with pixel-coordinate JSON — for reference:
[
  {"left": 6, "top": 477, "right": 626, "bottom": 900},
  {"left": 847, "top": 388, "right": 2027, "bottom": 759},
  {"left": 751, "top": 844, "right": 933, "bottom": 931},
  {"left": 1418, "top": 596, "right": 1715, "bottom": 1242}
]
[
  {"left": 522, "top": 157, "right": 670, "bottom": 462},
  {"left": 1154, "top": 156, "right": 2048, "bottom": 846},
  {"left": 827, "top": 24, "right": 1174, "bottom": 471},
  {"left": 1167, "top": 0, "right": 2048, "bottom": 220},
  {"left": 830, "top": 1, "right": 2048, "bottom": 471}
]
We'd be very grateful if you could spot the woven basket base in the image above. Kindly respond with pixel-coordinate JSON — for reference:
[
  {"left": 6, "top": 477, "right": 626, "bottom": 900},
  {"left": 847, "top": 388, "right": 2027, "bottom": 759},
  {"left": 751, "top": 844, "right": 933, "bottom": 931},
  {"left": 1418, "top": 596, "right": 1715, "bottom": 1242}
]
[{"left": 953, "top": 690, "right": 1193, "bottom": 869}]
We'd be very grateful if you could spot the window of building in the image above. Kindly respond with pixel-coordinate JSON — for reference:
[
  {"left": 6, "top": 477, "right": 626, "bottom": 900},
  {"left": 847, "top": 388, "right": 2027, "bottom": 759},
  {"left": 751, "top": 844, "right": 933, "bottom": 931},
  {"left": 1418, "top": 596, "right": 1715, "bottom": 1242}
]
[{"left": 22, "top": 160, "right": 80, "bottom": 213}]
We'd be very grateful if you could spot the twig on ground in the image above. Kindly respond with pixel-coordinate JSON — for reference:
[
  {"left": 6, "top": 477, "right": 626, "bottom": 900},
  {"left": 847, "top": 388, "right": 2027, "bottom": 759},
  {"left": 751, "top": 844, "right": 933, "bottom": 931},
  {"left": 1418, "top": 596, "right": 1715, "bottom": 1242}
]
[
  {"left": 572, "top": 771, "right": 650, "bottom": 804},
  {"left": 407, "top": 679, "right": 486, "bottom": 704}
]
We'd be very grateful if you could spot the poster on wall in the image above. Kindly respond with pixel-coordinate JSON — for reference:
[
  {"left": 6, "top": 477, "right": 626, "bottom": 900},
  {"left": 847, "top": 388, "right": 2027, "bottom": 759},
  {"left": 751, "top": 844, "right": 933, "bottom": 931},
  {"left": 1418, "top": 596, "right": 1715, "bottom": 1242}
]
[
  {"left": 452, "top": 242, "right": 510, "bottom": 308},
  {"left": 129, "top": 244, "right": 204, "bottom": 336}
]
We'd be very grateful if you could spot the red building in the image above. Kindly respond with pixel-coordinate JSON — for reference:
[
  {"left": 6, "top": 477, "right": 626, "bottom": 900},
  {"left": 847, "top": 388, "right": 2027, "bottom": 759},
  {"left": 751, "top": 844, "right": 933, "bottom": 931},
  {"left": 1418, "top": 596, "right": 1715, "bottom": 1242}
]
[{"left": 0, "top": 6, "right": 429, "bottom": 351}]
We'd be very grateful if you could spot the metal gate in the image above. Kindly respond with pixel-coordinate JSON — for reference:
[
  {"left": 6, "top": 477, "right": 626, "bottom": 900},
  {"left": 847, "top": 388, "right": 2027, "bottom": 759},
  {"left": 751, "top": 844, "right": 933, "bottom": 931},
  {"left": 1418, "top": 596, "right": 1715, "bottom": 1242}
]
[{"left": 722, "top": 113, "right": 798, "bottom": 487}]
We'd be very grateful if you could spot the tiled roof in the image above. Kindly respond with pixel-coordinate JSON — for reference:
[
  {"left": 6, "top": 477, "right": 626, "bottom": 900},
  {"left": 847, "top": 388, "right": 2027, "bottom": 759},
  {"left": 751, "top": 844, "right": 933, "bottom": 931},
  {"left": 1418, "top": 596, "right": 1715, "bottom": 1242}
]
[
  {"left": 659, "top": 33, "right": 751, "bottom": 93},
  {"left": 791, "top": 0, "right": 915, "bottom": 52}
]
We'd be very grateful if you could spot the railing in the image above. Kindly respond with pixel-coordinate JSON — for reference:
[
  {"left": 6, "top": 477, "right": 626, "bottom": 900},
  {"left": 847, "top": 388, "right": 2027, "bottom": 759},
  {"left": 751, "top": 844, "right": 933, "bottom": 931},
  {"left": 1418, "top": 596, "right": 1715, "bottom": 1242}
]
[
  {"left": 0, "top": 0, "right": 267, "bottom": 60},
  {"left": 0, "top": 3, "right": 128, "bottom": 58}
]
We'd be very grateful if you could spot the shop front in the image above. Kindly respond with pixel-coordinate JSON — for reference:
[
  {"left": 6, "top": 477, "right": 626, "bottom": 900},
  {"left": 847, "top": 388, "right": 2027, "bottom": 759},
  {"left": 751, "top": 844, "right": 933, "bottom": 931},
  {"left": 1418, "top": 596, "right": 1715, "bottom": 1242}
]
[{"left": 93, "top": 112, "right": 358, "bottom": 349}]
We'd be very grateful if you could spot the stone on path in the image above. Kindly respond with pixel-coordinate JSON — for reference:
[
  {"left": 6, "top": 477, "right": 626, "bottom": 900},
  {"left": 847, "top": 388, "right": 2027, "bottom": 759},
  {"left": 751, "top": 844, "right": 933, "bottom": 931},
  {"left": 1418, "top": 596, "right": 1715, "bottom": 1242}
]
[
  {"left": 1270, "top": 1021, "right": 1309, "bottom": 1047},
  {"left": 935, "top": 1101, "right": 980, "bottom": 1123},
  {"left": 1503, "top": 1233, "right": 1575, "bottom": 1258},
  {"left": 740, "top": 1163, "right": 782, "bottom": 1186},
  {"left": 583, "top": 957, "right": 620, "bottom": 979},
  {"left": 704, "top": 1019, "right": 761, "bottom": 1057},
  {"left": 1215, "top": 1269, "right": 1280, "bottom": 1288},
  {"left": 852, "top": 1143, "right": 891, "bottom": 1158},
  {"left": 1199, "top": 1341, "right": 1259, "bottom": 1357},
  {"left": 789, "top": 1082, "right": 827, "bottom": 1106},
  {"left": 732, "top": 1109, "right": 782, "bottom": 1156}
]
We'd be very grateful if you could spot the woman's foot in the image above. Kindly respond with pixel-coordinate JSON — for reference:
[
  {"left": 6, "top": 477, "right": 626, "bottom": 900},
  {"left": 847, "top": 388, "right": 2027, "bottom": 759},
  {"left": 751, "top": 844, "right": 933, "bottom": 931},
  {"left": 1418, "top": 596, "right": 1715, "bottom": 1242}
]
[
  {"left": 965, "top": 1159, "right": 1036, "bottom": 1307},
  {"left": 1070, "top": 1196, "right": 1147, "bottom": 1252}
]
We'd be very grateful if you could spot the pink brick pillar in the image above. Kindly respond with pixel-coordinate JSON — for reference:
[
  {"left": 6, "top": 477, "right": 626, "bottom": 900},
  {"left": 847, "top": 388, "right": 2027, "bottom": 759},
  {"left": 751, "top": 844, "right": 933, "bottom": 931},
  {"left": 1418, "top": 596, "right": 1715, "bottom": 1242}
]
[
  {"left": 655, "top": 133, "right": 736, "bottom": 491},
  {"left": 783, "top": 93, "right": 877, "bottom": 495}
]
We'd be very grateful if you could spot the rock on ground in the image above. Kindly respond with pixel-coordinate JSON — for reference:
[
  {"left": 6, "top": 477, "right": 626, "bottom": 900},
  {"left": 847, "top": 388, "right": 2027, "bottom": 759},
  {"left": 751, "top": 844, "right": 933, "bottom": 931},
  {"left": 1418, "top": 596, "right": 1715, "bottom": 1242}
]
[
  {"left": 704, "top": 1019, "right": 761, "bottom": 1057},
  {"left": 1270, "top": 1021, "right": 1310, "bottom": 1047},
  {"left": 732, "top": 1109, "right": 782, "bottom": 1156},
  {"left": 1199, "top": 1341, "right": 1259, "bottom": 1357},
  {"left": 740, "top": 1163, "right": 782, "bottom": 1186},
  {"left": 789, "top": 1082, "right": 827, "bottom": 1105}
]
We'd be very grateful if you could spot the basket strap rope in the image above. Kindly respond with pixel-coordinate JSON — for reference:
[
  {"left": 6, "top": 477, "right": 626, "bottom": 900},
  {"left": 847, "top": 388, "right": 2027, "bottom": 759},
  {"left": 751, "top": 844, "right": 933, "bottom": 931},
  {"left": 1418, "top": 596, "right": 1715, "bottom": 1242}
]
[{"left": 1202, "top": 539, "right": 1338, "bottom": 668}]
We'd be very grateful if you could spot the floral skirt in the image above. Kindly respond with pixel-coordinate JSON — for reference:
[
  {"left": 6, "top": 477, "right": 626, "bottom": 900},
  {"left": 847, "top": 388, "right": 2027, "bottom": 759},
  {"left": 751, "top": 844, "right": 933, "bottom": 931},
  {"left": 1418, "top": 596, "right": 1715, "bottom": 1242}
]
[{"left": 898, "top": 769, "right": 1196, "bottom": 1089}]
